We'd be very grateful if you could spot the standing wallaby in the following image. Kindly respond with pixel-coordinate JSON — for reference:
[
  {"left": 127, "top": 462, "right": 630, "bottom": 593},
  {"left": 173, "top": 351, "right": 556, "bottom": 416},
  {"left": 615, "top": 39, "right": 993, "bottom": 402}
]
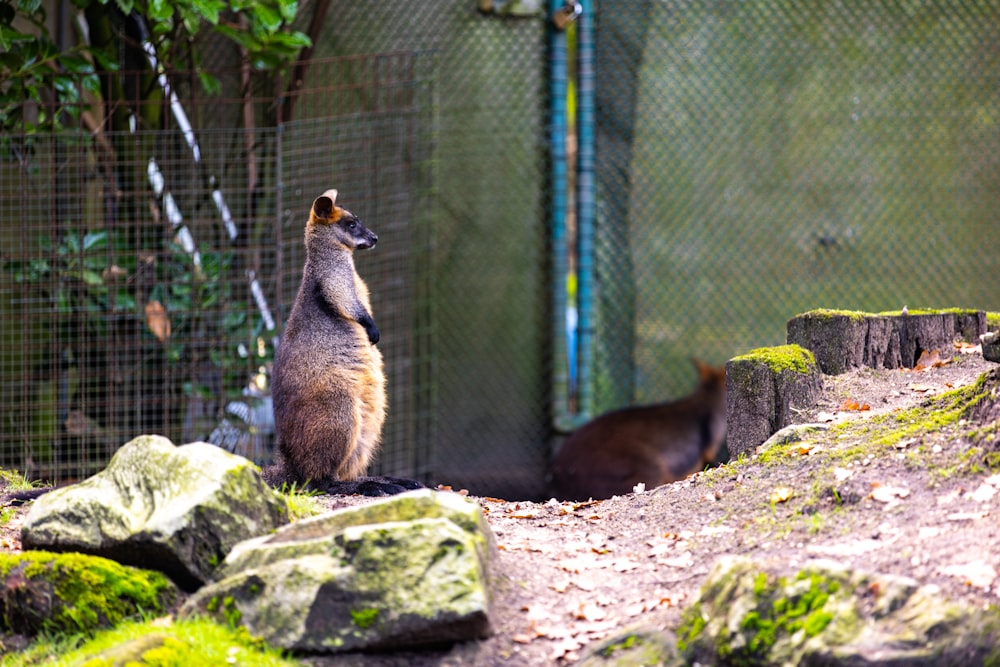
[
  {"left": 548, "top": 359, "right": 727, "bottom": 501},
  {"left": 271, "top": 189, "right": 387, "bottom": 484}
]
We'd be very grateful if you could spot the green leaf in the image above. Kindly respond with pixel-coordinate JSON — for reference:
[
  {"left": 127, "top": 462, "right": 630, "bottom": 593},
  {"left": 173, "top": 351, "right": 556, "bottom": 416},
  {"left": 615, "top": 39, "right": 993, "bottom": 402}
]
[
  {"left": 197, "top": 70, "right": 221, "bottom": 96},
  {"left": 189, "top": 0, "right": 225, "bottom": 25},
  {"left": 277, "top": 0, "right": 299, "bottom": 23},
  {"left": 213, "top": 24, "right": 260, "bottom": 51},
  {"left": 249, "top": 2, "right": 282, "bottom": 33},
  {"left": 82, "top": 229, "right": 108, "bottom": 251},
  {"left": 148, "top": 0, "right": 173, "bottom": 22}
]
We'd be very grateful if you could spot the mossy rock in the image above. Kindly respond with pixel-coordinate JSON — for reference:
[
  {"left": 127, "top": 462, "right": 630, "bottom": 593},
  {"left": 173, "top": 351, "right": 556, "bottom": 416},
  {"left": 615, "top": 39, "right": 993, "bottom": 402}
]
[
  {"left": 0, "top": 550, "right": 177, "bottom": 637},
  {"left": 677, "top": 556, "right": 1000, "bottom": 666},
  {"left": 576, "top": 627, "right": 684, "bottom": 666},
  {"left": 725, "top": 345, "right": 822, "bottom": 459}
]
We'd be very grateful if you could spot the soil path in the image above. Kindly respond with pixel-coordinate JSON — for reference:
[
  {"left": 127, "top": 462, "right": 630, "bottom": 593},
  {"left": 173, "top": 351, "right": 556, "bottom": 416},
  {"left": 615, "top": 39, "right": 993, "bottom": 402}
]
[{"left": 3, "top": 352, "right": 998, "bottom": 666}]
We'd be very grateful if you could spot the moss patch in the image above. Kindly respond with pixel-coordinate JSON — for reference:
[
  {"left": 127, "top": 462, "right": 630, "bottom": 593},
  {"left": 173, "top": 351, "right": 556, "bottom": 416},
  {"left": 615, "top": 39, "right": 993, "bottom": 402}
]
[
  {"left": 4, "top": 616, "right": 301, "bottom": 667},
  {"left": 730, "top": 344, "right": 816, "bottom": 375},
  {"left": 0, "top": 551, "right": 177, "bottom": 636},
  {"left": 794, "top": 308, "right": 868, "bottom": 321}
]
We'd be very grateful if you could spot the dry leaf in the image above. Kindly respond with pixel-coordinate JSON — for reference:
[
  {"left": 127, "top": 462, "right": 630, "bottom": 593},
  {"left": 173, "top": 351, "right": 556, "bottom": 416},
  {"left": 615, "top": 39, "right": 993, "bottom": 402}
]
[
  {"left": 658, "top": 552, "right": 694, "bottom": 569},
  {"left": 955, "top": 341, "right": 982, "bottom": 355},
  {"left": 573, "top": 603, "right": 607, "bottom": 622},
  {"left": 969, "top": 484, "right": 998, "bottom": 503},
  {"left": 907, "top": 383, "right": 936, "bottom": 393},
  {"left": 893, "top": 438, "right": 917, "bottom": 450},
  {"left": 913, "top": 349, "right": 949, "bottom": 371},
  {"left": 770, "top": 486, "right": 794, "bottom": 504},
  {"left": 840, "top": 398, "right": 871, "bottom": 411},
  {"left": 869, "top": 485, "right": 910, "bottom": 503},
  {"left": 937, "top": 560, "right": 997, "bottom": 589},
  {"left": 612, "top": 559, "right": 639, "bottom": 572},
  {"left": 144, "top": 300, "right": 171, "bottom": 342}
]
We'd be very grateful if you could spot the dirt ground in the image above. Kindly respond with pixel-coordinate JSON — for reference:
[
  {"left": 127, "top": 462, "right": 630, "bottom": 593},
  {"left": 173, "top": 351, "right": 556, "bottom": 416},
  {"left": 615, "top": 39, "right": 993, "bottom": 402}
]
[{"left": 3, "top": 350, "right": 1000, "bottom": 666}]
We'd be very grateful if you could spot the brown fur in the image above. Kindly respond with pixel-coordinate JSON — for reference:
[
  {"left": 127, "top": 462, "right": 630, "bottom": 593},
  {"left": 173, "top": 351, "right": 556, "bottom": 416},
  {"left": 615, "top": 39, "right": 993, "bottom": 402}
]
[
  {"left": 271, "top": 189, "right": 387, "bottom": 483},
  {"left": 548, "top": 359, "right": 727, "bottom": 501}
]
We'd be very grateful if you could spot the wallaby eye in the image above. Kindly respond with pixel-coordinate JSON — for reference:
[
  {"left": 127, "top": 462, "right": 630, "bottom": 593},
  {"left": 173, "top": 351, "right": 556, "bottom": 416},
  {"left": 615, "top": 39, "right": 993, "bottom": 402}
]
[{"left": 346, "top": 220, "right": 357, "bottom": 230}]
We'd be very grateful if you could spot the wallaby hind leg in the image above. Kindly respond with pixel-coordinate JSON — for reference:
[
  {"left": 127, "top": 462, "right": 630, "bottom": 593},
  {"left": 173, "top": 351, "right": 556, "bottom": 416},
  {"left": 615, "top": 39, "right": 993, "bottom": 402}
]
[{"left": 277, "top": 385, "right": 362, "bottom": 482}]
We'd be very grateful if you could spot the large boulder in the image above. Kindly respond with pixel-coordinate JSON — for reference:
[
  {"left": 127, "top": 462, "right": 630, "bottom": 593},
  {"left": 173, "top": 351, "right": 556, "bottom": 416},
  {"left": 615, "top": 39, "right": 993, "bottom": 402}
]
[
  {"left": 678, "top": 556, "right": 1000, "bottom": 665},
  {"left": 181, "top": 489, "right": 496, "bottom": 653},
  {"left": 20, "top": 435, "right": 289, "bottom": 591}
]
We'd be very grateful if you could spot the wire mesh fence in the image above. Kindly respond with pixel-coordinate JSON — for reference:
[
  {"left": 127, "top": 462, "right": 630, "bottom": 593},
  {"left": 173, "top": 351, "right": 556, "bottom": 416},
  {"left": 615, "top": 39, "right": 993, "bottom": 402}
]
[
  {"left": 594, "top": 0, "right": 1000, "bottom": 407},
  {"left": 0, "top": 52, "right": 436, "bottom": 484}
]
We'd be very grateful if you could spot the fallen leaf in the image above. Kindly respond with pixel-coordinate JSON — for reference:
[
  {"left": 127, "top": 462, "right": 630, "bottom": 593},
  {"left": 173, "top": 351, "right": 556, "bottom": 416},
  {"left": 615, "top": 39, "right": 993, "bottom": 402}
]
[
  {"left": 893, "top": 438, "right": 917, "bottom": 450},
  {"left": 770, "top": 486, "right": 794, "bottom": 504},
  {"left": 968, "top": 484, "right": 998, "bottom": 503},
  {"left": 840, "top": 398, "right": 871, "bottom": 411},
  {"left": 573, "top": 603, "right": 607, "bottom": 622},
  {"left": 936, "top": 489, "right": 962, "bottom": 505},
  {"left": 955, "top": 341, "right": 982, "bottom": 355},
  {"left": 907, "top": 383, "right": 936, "bottom": 393},
  {"left": 612, "top": 559, "right": 639, "bottom": 573},
  {"left": 913, "top": 349, "right": 949, "bottom": 371},
  {"left": 937, "top": 560, "right": 997, "bottom": 589},
  {"left": 144, "top": 300, "right": 171, "bottom": 342},
  {"left": 869, "top": 485, "right": 910, "bottom": 503},
  {"left": 657, "top": 552, "right": 694, "bottom": 569},
  {"left": 946, "top": 511, "right": 989, "bottom": 522}
]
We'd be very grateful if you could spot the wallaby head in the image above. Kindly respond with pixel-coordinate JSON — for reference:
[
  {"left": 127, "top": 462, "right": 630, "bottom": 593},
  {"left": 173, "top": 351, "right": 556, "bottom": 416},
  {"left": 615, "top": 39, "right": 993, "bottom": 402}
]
[
  {"left": 307, "top": 188, "right": 378, "bottom": 251},
  {"left": 692, "top": 357, "right": 726, "bottom": 396}
]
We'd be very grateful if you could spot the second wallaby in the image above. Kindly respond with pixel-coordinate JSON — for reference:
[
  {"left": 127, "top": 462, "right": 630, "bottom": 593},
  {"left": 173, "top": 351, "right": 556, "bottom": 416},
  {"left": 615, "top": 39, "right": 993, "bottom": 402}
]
[
  {"left": 271, "top": 189, "right": 387, "bottom": 484},
  {"left": 548, "top": 359, "right": 727, "bottom": 501}
]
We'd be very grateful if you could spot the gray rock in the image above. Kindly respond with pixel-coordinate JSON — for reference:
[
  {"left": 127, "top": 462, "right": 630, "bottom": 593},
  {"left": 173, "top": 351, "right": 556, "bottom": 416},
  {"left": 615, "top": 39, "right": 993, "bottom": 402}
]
[
  {"left": 757, "top": 422, "right": 830, "bottom": 451},
  {"left": 20, "top": 435, "right": 289, "bottom": 591},
  {"left": 725, "top": 345, "right": 823, "bottom": 459},
  {"left": 181, "top": 489, "right": 495, "bottom": 653},
  {"left": 983, "top": 331, "right": 1000, "bottom": 363},
  {"left": 678, "top": 556, "right": 1000, "bottom": 666}
]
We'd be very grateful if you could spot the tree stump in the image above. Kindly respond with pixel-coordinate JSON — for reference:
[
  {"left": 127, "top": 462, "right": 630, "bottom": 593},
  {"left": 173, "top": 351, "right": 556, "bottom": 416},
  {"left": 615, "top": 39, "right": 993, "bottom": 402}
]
[
  {"left": 786, "top": 309, "right": 986, "bottom": 375},
  {"left": 725, "top": 345, "right": 822, "bottom": 459}
]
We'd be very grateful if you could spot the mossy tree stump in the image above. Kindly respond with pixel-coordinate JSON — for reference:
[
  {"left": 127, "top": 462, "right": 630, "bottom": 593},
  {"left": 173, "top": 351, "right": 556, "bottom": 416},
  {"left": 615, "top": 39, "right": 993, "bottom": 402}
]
[
  {"left": 786, "top": 309, "right": 986, "bottom": 375},
  {"left": 725, "top": 345, "right": 822, "bottom": 459}
]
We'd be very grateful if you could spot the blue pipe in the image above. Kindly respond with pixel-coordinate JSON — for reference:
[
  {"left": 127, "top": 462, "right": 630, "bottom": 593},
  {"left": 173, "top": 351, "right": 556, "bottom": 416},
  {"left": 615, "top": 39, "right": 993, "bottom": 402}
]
[
  {"left": 575, "top": 0, "right": 595, "bottom": 420},
  {"left": 549, "top": 0, "right": 571, "bottom": 431}
]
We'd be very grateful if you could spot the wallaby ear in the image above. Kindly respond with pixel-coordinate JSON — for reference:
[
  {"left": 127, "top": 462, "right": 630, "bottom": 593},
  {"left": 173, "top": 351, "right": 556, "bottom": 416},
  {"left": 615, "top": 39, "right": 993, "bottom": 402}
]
[{"left": 312, "top": 189, "right": 339, "bottom": 220}]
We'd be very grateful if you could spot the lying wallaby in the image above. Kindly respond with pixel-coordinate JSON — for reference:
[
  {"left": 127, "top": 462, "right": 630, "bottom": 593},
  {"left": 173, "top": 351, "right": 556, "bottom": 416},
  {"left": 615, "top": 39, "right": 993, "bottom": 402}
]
[
  {"left": 271, "top": 189, "right": 387, "bottom": 486},
  {"left": 548, "top": 359, "right": 727, "bottom": 501}
]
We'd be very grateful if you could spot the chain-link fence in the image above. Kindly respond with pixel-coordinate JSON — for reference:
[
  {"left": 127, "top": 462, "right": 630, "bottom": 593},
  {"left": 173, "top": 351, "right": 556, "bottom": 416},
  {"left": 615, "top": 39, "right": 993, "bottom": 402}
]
[
  {"left": 0, "top": 52, "right": 437, "bottom": 485},
  {"left": 2, "top": 1, "right": 999, "bottom": 499},
  {"left": 595, "top": 0, "right": 1000, "bottom": 406}
]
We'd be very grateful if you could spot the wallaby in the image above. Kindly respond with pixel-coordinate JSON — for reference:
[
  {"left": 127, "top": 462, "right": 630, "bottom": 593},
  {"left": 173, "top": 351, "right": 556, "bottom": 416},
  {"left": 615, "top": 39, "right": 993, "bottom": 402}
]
[
  {"left": 548, "top": 359, "right": 727, "bottom": 501},
  {"left": 271, "top": 189, "right": 387, "bottom": 485}
]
